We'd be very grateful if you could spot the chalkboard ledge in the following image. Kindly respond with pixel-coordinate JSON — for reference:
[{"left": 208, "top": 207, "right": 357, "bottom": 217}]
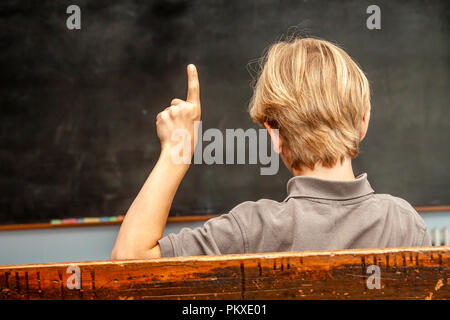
[
  {"left": 0, "top": 215, "right": 219, "bottom": 231},
  {"left": 0, "top": 206, "right": 449, "bottom": 231}
]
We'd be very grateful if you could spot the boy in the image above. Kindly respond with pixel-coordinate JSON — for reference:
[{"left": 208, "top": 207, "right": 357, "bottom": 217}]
[{"left": 110, "top": 38, "right": 431, "bottom": 260}]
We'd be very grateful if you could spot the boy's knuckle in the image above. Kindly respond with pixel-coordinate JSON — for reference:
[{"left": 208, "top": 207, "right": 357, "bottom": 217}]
[
  {"left": 161, "top": 110, "right": 169, "bottom": 120},
  {"left": 171, "top": 106, "right": 179, "bottom": 116}
]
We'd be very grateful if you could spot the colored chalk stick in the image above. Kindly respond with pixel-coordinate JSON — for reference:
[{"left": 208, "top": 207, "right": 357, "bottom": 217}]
[
  {"left": 83, "top": 217, "right": 101, "bottom": 223},
  {"left": 50, "top": 219, "right": 61, "bottom": 224},
  {"left": 61, "top": 218, "right": 78, "bottom": 224}
]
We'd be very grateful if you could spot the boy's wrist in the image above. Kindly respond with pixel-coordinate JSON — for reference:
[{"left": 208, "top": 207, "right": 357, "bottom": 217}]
[{"left": 159, "top": 147, "right": 191, "bottom": 172}]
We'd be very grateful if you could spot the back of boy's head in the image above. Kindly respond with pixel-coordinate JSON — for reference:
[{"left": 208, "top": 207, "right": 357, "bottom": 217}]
[{"left": 249, "top": 37, "right": 371, "bottom": 171}]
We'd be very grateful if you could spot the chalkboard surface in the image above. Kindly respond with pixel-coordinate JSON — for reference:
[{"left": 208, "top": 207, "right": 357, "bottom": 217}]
[{"left": 0, "top": 0, "right": 449, "bottom": 225}]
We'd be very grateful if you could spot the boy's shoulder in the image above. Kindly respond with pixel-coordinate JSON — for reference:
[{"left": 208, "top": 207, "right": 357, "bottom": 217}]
[
  {"left": 228, "top": 198, "right": 285, "bottom": 228},
  {"left": 371, "top": 193, "right": 428, "bottom": 231},
  {"left": 230, "top": 198, "right": 284, "bottom": 216}
]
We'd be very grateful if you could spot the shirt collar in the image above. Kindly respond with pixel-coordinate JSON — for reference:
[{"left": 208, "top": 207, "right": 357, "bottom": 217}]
[{"left": 284, "top": 173, "right": 374, "bottom": 201}]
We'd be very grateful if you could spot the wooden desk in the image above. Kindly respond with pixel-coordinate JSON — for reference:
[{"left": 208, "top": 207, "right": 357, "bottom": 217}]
[{"left": 0, "top": 246, "right": 448, "bottom": 300}]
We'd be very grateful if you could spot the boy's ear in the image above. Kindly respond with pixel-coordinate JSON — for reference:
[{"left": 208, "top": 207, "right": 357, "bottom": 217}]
[
  {"left": 264, "top": 122, "right": 283, "bottom": 154},
  {"left": 360, "top": 108, "right": 371, "bottom": 141}
]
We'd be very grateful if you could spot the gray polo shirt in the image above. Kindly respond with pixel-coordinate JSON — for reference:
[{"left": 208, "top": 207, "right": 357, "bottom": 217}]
[{"left": 158, "top": 173, "right": 431, "bottom": 257}]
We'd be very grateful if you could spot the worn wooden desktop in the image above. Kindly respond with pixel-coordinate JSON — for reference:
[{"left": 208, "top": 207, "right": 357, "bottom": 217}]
[{"left": 0, "top": 246, "right": 448, "bottom": 300}]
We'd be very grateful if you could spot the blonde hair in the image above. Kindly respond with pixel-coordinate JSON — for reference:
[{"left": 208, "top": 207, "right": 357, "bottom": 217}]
[{"left": 249, "top": 37, "right": 371, "bottom": 170}]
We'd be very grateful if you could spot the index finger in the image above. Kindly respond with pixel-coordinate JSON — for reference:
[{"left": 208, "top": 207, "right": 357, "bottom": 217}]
[{"left": 186, "top": 64, "right": 200, "bottom": 104}]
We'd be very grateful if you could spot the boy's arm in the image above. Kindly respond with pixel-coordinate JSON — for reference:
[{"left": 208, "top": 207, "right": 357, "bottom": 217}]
[{"left": 110, "top": 64, "right": 201, "bottom": 260}]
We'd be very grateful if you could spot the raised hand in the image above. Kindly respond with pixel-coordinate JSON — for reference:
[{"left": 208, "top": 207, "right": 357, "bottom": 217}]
[{"left": 156, "top": 64, "right": 201, "bottom": 162}]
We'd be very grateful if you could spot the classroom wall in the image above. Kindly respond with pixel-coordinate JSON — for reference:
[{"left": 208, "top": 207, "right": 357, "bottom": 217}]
[
  {"left": 0, "top": 213, "right": 449, "bottom": 266},
  {"left": 0, "top": 221, "right": 205, "bottom": 265}
]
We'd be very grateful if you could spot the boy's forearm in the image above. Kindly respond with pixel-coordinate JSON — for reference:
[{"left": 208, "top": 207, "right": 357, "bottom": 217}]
[{"left": 111, "top": 150, "right": 189, "bottom": 260}]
